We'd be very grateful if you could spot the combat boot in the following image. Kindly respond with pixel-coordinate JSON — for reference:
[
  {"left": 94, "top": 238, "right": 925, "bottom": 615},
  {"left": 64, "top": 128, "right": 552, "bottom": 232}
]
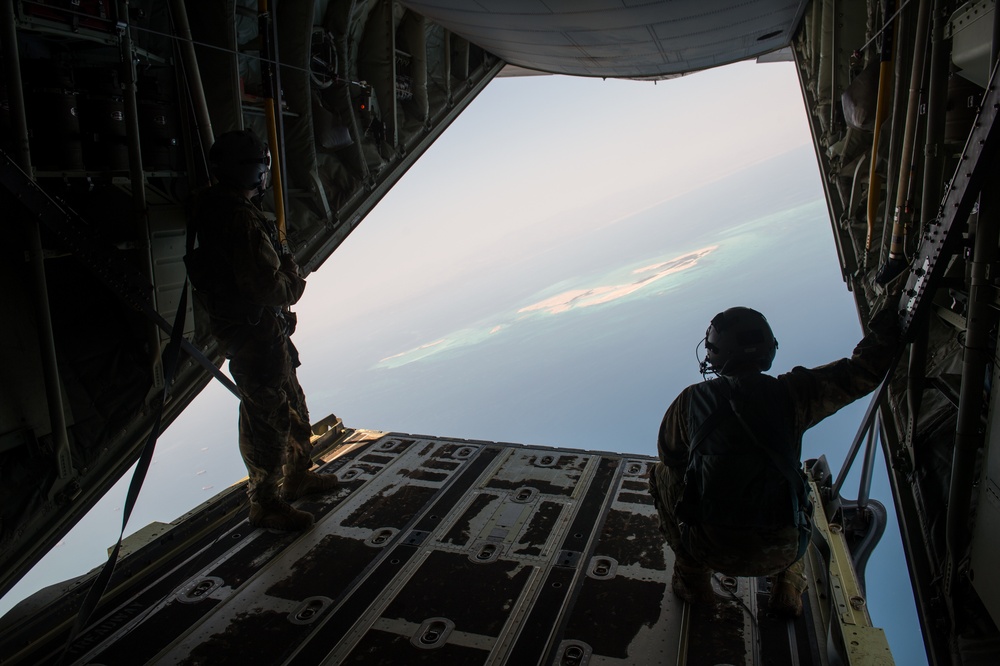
[
  {"left": 249, "top": 498, "right": 314, "bottom": 531},
  {"left": 671, "top": 561, "right": 714, "bottom": 605},
  {"left": 768, "top": 571, "right": 806, "bottom": 617},
  {"left": 281, "top": 469, "right": 339, "bottom": 502}
]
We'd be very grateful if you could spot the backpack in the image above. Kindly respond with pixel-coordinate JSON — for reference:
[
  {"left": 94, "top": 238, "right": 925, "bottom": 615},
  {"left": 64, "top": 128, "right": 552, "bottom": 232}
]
[
  {"left": 675, "top": 377, "right": 812, "bottom": 561},
  {"left": 182, "top": 188, "right": 270, "bottom": 326},
  {"left": 182, "top": 187, "right": 220, "bottom": 294}
]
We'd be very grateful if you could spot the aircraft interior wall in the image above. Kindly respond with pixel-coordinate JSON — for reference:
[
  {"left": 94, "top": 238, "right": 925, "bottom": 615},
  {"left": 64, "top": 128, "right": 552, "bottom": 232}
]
[
  {"left": 0, "top": 0, "right": 501, "bottom": 602},
  {"left": 793, "top": 0, "right": 1000, "bottom": 661}
]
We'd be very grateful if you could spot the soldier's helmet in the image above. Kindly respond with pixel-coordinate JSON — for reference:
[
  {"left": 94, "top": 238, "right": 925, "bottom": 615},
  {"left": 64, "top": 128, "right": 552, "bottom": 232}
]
[
  {"left": 209, "top": 130, "right": 271, "bottom": 192},
  {"left": 700, "top": 306, "right": 778, "bottom": 375}
]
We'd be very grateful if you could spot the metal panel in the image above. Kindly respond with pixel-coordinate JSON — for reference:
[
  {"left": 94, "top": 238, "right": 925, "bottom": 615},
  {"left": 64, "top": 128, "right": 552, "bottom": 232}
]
[
  {"left": 1, "top": 432, "right": 894, "bottom": 665},
  {"left": 399, "top": 0, "right": 809, "bottom": 78},
  {"left": 149, "top": 205, "right": 196, "bottom": 346},
  {"left": 899, "top": 63, "right": 1000, "bottom": 334}
]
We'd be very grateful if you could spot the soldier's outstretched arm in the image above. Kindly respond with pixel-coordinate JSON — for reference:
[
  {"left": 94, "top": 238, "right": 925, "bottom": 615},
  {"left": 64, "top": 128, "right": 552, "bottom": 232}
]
[{"left": 779, "top": 307, "right": 901, "bottom": 433}]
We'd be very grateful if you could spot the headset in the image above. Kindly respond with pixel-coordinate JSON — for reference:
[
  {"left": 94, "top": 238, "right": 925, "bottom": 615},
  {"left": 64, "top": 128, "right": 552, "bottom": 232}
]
[
  {"left": 698, "top": 306, "right": 778, "bottom": 376},
  {"left": 208, "top": 130, "right": 272, "bottom": 194}
]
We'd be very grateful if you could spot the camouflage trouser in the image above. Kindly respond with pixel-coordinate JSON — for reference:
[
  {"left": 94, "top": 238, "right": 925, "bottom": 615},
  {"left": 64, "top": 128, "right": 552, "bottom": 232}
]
[
  {"left": 649, "top": 462, "right": 806, "bottom": 589},
  {"left": 228, "top": 331, "right": 313, "bottom": 503}
]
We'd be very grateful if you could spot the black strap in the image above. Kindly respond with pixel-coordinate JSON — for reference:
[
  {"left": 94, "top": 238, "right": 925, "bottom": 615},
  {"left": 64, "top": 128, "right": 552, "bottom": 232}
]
[
  {"left": 685, "top": 379, "right": 811, "bottom": 559},
  {"left": 57, "top": 277, "right": 190, "bottom": 663},
  {"left": 688, "top": 405, "right": 726, "bottom": 454},
  {"left": 719, "top": 378, "right": 806, "bottom": 498},
  {"left": 688, "top": 378, "right": 805, "bottom": 493},
  {"left": 719, "top": 379, "right": 812, "bottom": 558}
]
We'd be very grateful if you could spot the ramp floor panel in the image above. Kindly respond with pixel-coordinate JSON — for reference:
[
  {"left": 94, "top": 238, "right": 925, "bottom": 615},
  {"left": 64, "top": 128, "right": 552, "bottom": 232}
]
[{"left": 2, "top": 432, "right": 834, "bottom": 665}]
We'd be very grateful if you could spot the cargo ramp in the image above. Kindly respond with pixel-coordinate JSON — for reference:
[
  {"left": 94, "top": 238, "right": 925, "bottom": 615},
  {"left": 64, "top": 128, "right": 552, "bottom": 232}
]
[{"left": 0, "top": 425, "right": 893, "bottom": 665}]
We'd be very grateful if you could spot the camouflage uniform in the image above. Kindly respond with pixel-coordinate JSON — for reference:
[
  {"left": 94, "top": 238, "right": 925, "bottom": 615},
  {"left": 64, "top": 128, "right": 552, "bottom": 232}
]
[
  {"left": 649, "top": 313, "right": 898, "bottom": 585},
  {"left": 188, "top": 187, "right": 312, "bottom": 503}
]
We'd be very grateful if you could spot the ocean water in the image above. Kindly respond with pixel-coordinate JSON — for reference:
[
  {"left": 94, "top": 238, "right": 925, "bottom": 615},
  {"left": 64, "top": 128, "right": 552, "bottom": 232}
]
[{"left": 309, "top": 183, "right": 844, "bottom": 455}]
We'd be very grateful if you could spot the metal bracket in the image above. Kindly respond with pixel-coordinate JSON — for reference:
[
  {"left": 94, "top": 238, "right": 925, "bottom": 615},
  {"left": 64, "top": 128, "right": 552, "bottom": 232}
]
[
  {"left": 403, "top": 530, "right": 430, "bottom": 546},
  {"left": 555, "top": 550, "right": 581, "bottom": 568},
  {"left": 899, "top": 62, "right": 1000, "bottom": 334}
]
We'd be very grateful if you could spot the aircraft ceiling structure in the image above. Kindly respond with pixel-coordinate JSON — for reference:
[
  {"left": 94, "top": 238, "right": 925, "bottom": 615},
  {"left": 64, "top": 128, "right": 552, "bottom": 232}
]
[{"left": 400, "top": 0, "right": 810, "bottom": 78}]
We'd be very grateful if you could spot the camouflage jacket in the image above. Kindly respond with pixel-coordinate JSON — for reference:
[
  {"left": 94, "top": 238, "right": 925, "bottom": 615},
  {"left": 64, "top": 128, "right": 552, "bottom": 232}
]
[
  {"left": 657, "top": 313, "right": 899, "bottom": 471},
  {"left": 187, "top": 187, "right": 305, "bottom": 331}
]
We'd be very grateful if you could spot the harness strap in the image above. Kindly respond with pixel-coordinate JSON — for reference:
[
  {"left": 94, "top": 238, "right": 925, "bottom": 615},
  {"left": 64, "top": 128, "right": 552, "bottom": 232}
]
[
  {"left": 719, "top": 378, "right": 812, "bottom": 557},
  {"left": 58, "top": 275, "right": 191, "bottom": 664},
  {"left": 688, "top": 404, "right": 726, "bottom": 454},
  {"left": 683, "top": 379, "right": 812, "bottom": 559},
  {"left": 719, "top": 379, "right": 806, "bottom": 496}
]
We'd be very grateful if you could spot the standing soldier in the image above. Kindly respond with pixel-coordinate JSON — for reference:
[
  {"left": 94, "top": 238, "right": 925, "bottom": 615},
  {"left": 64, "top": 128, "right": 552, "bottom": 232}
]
[
  {"left": 649, "top": 306, "right": 898, "bottom": 616},
  {"left": 185, "top": 130, "right": 338, "bottom": 531}
]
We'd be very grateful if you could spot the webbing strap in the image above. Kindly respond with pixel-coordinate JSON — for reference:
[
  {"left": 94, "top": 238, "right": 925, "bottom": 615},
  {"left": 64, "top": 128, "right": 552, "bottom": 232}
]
[
  {"left": 719, "top": 380, "right": 807, "bottom": 503},
  {"left": 687, "top": 405, "right": 726, "bottom": 454},
  {"left": 716, "top": 379, "right": 812, "bottom": 558},
  {"left": 57, "top": 278, "right": 190, "bottom": 664}
]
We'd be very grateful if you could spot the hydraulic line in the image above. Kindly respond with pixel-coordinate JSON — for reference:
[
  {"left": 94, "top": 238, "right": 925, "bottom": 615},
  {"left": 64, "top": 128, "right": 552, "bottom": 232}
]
[
  {"left": 908, "top": 0, "right": 938, "bottom": 436},
  {"left": 865, "top": 0, "right": 897, "bottom": 267},
  {"left": 258, "top": 0, "right": 288, "bottom": 245},
  {"left": 2, "top": 0, "right": 29, "bottom": 170},
  {"left": 918, "top": 0, "right": 949, "bottom": 243},
  {"left": 858, "top": 413, "right": 880, "bottom": 509},
  {"left": 946, "top": 166, "right": 1000, "bottom": 598},
  {"left": 943, "top": 11, "right": 1000, "bottom": 602},
  {"left": 830, "top": 0, "right": 837, "bottom": 131},
  {"left": 841, "top": 499, "right": 888, "bottom": 589},
  {"left": 168, "top": 0, "right": 214, "bottom": 158},
  {"left": 905, "top": 320, "right": 929, "bottom": 453},
  {"left": 833, "top": 349, "right": 904, "bottom": 499},
  {"left": 118, "top": 0, "right": 165, "bottom": 393},
  {"left": 3, "top": 0, "right": 75, "bottom": 494},
  {"left": 877, "top": 0, "right": 931, "bottom": 284}
]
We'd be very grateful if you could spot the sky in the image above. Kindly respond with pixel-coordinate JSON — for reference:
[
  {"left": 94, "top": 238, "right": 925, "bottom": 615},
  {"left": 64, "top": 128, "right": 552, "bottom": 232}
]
[{"left": 1, "top": 60, "right": 927, "bottom": 664}]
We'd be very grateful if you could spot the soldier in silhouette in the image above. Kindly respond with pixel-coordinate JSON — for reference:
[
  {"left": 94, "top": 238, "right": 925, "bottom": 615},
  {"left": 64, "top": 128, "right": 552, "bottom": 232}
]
[
  {"left": 185, "top": 130, "right": 338, "bottom": 531},
  {"left": 649, "top": 306, "right": 898, "bottom": 616}
]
